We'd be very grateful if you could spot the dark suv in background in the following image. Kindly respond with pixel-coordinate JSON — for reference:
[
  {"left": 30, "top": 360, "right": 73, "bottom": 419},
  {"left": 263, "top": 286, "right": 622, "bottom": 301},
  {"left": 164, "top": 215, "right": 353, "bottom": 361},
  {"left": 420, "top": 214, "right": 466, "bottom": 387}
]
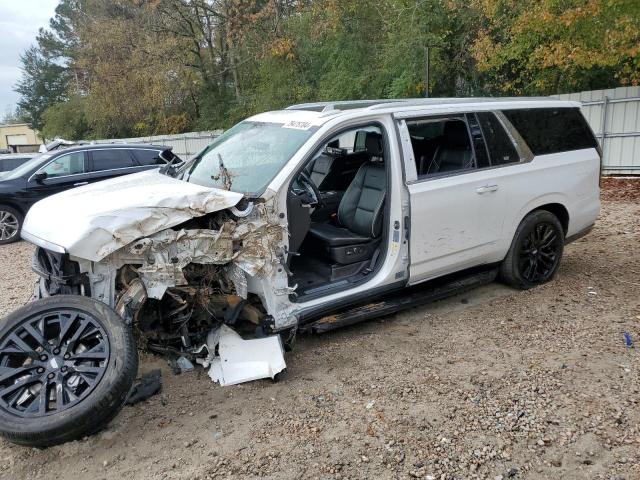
[{"left": 0, "top": 144, "right": 178, "bottom": 244}]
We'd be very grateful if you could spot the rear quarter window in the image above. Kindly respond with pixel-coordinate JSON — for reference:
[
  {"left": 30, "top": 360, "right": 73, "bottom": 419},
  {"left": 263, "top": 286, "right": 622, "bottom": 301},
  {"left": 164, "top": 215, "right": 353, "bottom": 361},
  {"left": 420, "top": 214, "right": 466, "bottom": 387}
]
[
  {"left": 476, "top": 112, "right": 519, "bottom": 166},
  {"left": 131, "top": 149, "right": 164, "bottom": 166},
  {"left": 501, "top": 108, "right": 598, "bottom": 155}
]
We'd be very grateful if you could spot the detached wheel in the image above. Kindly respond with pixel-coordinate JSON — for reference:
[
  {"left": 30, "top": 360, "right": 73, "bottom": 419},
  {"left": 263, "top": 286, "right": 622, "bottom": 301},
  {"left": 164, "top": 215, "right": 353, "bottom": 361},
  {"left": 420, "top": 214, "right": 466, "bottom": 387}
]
[
  {"left": 0, "top": 295, "right": 138, "bottom": 447},
  {"left": 0, "top": 206, "right": 22, "bottom": 245},
  {"left": 499, "top": 210, "right": 564, "bottom": 290}
]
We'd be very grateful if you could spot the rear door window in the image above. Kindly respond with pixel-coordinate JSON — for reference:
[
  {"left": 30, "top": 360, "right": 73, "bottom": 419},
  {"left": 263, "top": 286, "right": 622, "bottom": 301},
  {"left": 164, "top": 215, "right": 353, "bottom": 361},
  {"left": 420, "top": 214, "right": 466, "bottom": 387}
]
[
  {"left": 40, "top": 152, "right": 86, "bottom": 178},
  {"left": 90, "top": 149, "right": 135, "bottom": 172},
  {"left": 131, "top": 149, "right": 164, "bottom": 166},
  {"left": 476, "top": 112, "right": 520, "bottom": 166},
  {"left": 406, "top": 117, "right": 477, "bottom": 178},
  {"left": 501, "top": 108, "right": 598, "bottom": 155}
]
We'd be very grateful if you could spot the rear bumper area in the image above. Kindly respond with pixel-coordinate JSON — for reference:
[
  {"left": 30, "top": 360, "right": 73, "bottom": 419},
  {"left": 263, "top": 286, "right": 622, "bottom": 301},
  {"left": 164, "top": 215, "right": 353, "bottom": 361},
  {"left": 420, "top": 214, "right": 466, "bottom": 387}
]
[{"left": 565, "top": 223, "right": 594, "bottom": 245}]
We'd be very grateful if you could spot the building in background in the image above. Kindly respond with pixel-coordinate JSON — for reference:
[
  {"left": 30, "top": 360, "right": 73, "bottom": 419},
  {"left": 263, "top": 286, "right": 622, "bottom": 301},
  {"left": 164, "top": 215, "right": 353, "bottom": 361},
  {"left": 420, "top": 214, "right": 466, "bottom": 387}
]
[{"left": 0, "top": 123, "right": 42, "bottom": 153}]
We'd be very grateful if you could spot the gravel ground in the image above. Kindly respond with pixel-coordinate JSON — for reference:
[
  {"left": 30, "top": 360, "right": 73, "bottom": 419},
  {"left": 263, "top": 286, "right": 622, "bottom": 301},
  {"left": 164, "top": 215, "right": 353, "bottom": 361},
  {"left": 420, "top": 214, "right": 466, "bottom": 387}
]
[{"left": 0, "top": 196, "right": 638, "bottom": 480}]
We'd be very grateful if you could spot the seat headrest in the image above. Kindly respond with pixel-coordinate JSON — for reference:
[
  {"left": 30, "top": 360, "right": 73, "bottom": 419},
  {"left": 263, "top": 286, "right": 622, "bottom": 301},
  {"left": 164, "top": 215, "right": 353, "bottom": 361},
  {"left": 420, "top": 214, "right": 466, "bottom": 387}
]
[
  {"left": 442, "top": 121, "right": 470, "bottom": 149},
  {"left": 365, "top": 131, "right": 383, "bottom": 157}
]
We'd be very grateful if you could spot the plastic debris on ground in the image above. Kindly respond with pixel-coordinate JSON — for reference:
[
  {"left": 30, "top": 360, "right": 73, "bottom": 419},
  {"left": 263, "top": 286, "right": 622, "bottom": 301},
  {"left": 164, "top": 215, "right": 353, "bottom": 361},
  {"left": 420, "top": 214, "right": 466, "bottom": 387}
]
[
  {"left": 126, "top": 369, "right": 162, "bottom": 405},
  {"left": 176, "top": 356, "right": 195, "bottom": 372},
  {"left": 200, "top": 325, "right": 286, "bottom": 386}
]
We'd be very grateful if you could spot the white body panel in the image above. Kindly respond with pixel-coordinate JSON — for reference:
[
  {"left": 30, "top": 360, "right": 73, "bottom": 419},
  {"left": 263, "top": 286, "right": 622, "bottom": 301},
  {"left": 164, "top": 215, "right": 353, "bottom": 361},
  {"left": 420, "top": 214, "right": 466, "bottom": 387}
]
[
  {"left": 22, "top": 169, "right": 243, "bottom": 261},
  {"left": 407, "top": 148, "right": 600, "bottom": 283},
  {"left": 407, "top": 168, "right": 507, "bottom": 282}
]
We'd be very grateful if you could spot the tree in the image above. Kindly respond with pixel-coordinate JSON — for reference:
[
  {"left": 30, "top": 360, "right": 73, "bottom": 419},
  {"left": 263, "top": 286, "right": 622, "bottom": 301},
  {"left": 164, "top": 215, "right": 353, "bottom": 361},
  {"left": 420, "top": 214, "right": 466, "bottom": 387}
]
[
  {"left": 471, "top": 0, "right": 640, "bottom": 95},
  {"left": 14, "top": 0, "right": 83, "bottom": 130},
  {"left": 41, "top": 95, "right": 90, "bottom": 140},
  {"left": 15, "top": 46, "right": 69, "bottom": 131}
]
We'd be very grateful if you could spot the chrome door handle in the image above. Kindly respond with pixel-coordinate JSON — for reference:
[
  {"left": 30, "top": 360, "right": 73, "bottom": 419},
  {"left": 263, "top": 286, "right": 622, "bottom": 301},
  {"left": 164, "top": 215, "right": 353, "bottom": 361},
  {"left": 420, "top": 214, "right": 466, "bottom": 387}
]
[
  {"left": 476, "top": 184, "right": 499, "bottom": 194},
  {"left": 73, "top": 181, "right": 88, "bottom": 187}
]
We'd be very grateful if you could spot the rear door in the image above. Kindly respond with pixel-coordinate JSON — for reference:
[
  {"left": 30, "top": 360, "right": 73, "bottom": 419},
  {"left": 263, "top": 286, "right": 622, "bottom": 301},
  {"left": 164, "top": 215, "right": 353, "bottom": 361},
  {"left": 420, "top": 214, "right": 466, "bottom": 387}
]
[
  {"left": 397, "top": 113, "right": 510, "bottom": 283},
  {"left": 86, "top": 148, "right": 149, "bottom": 182}
]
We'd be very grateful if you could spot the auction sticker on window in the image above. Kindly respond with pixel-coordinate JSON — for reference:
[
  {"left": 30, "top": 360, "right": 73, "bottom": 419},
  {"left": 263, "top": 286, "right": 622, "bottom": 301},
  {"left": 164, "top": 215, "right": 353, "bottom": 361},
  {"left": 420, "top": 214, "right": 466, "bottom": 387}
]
[{"left": 283, "top": 120, "right": 312, "bottom": 130}]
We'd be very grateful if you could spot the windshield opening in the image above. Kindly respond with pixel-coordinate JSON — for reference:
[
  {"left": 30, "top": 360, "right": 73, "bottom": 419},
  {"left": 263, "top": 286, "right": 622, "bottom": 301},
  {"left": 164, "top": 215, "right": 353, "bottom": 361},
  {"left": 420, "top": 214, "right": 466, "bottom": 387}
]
[
  {"left": 2, "top": 154, "right": 51, "bottom": 180},
  {"left": 183, "top": 121, "right": 315, "bottom": 195}
]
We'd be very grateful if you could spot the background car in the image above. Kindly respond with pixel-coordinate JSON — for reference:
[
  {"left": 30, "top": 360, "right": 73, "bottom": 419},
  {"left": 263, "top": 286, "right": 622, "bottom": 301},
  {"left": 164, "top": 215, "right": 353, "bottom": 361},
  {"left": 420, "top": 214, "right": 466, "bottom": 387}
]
[
  {"left": 0, "top": 153, "right": 36, "bottom": 175},
  {"left": 0, "top": 144, "right": 179, "bottom": 244}
]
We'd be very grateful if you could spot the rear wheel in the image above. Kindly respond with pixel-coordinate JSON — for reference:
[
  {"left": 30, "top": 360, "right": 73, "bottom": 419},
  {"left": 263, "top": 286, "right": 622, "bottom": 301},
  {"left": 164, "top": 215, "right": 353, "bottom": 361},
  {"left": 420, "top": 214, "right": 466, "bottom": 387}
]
[
  {"left": 0, "top": 206, "right": 22, "bottom": 245},
  {"left": 0, "top": 295, "right": 138, "bottom": 447},
  {"left": 499, "top": 210, "right": 564, "bottom": 290}
]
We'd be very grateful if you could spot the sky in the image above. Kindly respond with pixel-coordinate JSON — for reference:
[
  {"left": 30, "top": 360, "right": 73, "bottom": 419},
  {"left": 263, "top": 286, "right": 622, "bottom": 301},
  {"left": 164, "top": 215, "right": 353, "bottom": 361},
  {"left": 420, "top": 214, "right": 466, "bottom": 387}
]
[{"left": 0, "top": 0, "right": 59, "bottom": 117}]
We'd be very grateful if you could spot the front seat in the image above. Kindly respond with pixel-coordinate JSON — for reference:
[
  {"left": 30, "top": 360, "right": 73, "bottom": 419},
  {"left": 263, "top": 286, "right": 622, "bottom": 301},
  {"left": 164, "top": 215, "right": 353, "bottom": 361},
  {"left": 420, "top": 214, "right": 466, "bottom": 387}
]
[
  {"left": 427, "top": 120, "right": 474, "bottom": 174},
  {"left": 307, "top": 132, "right": 386, "bottom": 265}
]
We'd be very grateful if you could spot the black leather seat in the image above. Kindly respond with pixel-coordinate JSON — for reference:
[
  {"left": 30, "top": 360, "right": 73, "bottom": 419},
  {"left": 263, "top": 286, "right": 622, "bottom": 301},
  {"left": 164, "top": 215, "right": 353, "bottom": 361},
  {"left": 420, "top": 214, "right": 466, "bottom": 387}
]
[
  {"left": 307, "top": 132, "right": 386, "bottom": 264},
  {"left": 427, "top": 121, "right": 474, "bottom": 174}
]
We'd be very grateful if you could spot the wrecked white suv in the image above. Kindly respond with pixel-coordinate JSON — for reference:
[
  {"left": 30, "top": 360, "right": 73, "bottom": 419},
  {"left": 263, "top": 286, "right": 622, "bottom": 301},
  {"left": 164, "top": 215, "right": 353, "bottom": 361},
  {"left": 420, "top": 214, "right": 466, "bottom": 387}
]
[{"left": 0, "top": 98, "right": 600, "bottom": 446}]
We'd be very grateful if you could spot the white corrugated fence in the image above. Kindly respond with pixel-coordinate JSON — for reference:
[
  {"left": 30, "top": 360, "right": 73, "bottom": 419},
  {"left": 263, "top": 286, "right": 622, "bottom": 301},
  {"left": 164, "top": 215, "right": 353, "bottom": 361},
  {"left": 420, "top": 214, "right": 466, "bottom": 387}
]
[{"left": 554, "top": 86, "right": 640, "bottom": 175}]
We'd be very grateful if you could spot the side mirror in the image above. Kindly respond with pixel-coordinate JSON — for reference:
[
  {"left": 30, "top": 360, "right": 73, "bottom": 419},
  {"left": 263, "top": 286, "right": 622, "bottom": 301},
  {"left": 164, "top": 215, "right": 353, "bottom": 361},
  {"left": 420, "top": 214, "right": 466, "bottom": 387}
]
[{"left": 33, "top": 172, "right": 48, "bottom": 182}]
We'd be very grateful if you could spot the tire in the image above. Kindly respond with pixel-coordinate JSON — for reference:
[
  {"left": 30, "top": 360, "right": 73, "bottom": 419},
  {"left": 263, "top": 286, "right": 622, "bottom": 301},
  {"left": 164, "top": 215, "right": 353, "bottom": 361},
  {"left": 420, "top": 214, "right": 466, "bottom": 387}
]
[
  {"left": 0, "top": 205, "right": 23, "bottom": 245},
  {"left": 0, "top": 295, "right": 138, "bottom": 447},
  {"left": 499, "top": 210, "right": 565, "bottom": 290}
]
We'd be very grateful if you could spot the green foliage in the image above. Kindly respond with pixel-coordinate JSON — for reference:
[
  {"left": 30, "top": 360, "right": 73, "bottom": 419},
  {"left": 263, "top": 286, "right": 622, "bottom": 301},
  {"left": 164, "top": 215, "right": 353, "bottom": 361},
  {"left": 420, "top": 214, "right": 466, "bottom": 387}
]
[
  {"left": 15, "top": 0, "right": 639, "bottom": 138},
  {"left": 15, "top": 46, "right": 69, "bottom": 131},
  {"left": 41, "top": 96, "right": 90, "bottom": 140}
]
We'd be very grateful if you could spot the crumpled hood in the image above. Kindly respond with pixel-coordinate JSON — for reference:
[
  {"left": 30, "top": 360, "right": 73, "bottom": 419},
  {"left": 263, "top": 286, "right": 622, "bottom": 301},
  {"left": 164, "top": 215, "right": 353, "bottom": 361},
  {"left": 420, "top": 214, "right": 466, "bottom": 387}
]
[{"left": 22, "top": 170, "right": 243, "bottom": 261}]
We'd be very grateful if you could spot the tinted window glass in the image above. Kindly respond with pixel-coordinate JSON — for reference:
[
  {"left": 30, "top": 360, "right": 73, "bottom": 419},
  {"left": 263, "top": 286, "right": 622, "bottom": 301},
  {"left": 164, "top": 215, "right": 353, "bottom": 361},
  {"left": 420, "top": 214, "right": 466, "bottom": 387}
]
[
  {"left": 0, "top": 157, "right": 31, "bottom": 172},
  {"left": 502, "top": 108, "right": 598, "bottom": 155},
  {"left": 91, "top": 149, "right": 134, "bottom": 171},
  {"left": 477, "top": 112, "right": 520, "bottom": 165},
  {"left": 466, "top": 114, "right": 490, "bottom": 169},
  {"left": 40, "top": 152, "right": 85, "bottom": 178},
  {"left": 132, "top": 149, "right": 164, "bottom": 166},
  {"left": 406, "top": 117, "right": 475, "bottom": 177}
]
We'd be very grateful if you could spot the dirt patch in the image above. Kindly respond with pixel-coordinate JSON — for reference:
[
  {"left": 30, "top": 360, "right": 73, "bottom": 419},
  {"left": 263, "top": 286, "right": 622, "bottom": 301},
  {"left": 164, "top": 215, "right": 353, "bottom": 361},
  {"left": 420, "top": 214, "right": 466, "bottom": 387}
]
[
  {"left": 0, "top": 200, "right": 638, "bottom": 480},
  {"left": 601, "top": 176, "right": 640, "bottom": 202}
]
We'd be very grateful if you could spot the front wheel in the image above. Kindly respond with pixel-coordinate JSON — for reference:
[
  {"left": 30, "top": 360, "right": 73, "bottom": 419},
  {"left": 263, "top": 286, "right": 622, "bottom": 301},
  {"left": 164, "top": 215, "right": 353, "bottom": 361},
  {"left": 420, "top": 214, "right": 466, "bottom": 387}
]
[
  {"left": 0, "top": 206, "right": 22, "bottom": 245},
  {"left": 499, "top": 210, "right": 564, "bottom": 290},
  {"left": 0, "top": 295, "right": 138, "bottom": 447}
]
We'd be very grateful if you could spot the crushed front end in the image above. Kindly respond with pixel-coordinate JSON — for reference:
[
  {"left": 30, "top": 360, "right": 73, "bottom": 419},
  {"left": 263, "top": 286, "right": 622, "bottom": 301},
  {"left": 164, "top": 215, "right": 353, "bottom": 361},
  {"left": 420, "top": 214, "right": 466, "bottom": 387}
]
[{"left": 29, "top": 201, "right": 295, "bottom": 385}]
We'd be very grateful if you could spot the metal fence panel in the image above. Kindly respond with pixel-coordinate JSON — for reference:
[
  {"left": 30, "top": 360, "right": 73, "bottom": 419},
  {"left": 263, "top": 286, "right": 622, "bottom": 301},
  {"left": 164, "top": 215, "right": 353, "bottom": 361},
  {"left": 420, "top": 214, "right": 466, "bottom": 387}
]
[{"left": 554, "top": 87, "right": 640, "bottom": 175}]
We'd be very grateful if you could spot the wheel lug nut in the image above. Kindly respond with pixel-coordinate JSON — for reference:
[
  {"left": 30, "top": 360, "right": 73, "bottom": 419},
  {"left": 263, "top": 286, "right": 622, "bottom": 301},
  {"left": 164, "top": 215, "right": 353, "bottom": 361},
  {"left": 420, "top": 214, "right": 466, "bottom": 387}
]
[
  {"left": 53, "top": 348, "right": 60, "bottom": 355},
  {"left": 39, "top": 354, "right": 48, "bottom": 361},
  {"left": 47, "top": 373, "right": 55, "bottom": 379},
  {"left": 61, "top": 366, "right": 68, "bottom": 372},
  {"left": 63, "top": 354, "right": 70, "bottom": 360},
  {"left": 37, "top": 367, "right": 45, "bottom": 374}
]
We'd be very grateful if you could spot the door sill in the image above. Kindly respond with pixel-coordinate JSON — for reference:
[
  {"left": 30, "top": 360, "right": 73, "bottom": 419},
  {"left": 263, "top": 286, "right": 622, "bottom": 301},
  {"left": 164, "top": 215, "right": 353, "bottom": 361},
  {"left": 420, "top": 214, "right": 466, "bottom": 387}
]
[{"left": 300, "top": 266, "right": 498, "bottom": 334}]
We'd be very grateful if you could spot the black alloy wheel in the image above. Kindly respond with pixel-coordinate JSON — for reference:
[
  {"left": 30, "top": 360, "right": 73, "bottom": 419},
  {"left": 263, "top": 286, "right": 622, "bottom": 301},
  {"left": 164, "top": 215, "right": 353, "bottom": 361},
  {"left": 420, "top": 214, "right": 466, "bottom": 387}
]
[
  {"left": 500, "top": 210, "right": 565, "bottom": 290},
  {"left": 517, "top": 222, "right": 562, "bottom": 283},
  {"left": 0, "top": 310, "right": 109, "bottom": 417},
  {"left": 0, "top": 296, "right": 138, "bottom": 447}
]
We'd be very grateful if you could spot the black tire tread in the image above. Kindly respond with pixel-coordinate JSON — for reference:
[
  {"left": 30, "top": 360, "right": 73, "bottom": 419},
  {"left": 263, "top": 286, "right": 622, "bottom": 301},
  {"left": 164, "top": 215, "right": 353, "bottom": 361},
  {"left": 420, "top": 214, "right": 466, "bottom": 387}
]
[
  {"left": 499, "top": 210, "right": 564, "bottom": 290},
  {"left": 0, "top": 295, "right": 138, "bottom": 447}
]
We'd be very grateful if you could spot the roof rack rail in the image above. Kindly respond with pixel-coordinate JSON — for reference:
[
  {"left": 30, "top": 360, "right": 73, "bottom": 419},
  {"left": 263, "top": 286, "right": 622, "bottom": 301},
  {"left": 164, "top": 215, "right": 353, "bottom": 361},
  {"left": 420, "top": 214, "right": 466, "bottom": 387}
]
[
  {"left": 285, "top": 99, "right": 405, "bottom": 112},
  {"left": 285, "top": 96, "right": 572, "bottom": 113}
]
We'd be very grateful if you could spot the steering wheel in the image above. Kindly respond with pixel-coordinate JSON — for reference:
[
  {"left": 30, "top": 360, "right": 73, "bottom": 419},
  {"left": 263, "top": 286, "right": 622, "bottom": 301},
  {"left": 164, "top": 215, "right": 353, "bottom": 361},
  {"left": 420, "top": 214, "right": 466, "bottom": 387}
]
[{"left": 297, "top": 171, "right": 323, "bottom": 207}]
